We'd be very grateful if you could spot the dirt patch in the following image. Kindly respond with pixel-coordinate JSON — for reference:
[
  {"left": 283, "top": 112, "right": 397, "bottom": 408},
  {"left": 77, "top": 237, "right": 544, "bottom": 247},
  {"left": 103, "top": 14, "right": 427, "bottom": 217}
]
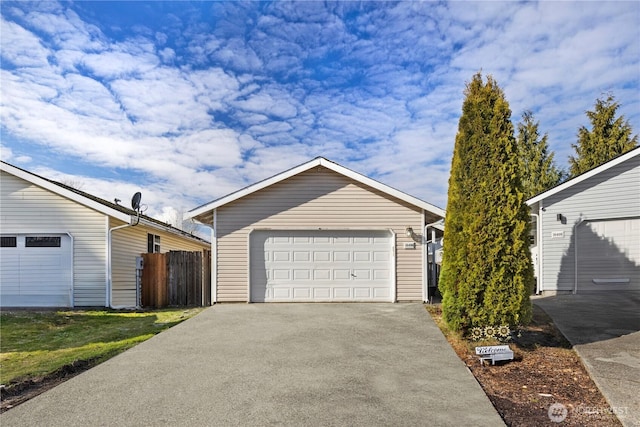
[
  {"left": 428, "top": 304, "right": 622, "bottom": 426},
  {"left": 1, "top": 358, "right": 98, "bottom": 413}
]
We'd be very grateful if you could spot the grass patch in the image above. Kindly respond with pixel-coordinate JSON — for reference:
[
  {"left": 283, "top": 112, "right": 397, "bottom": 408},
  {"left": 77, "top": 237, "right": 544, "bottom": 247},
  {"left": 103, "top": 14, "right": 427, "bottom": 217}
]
[{"left": 0, "top": 308, "right": 203, "bottom": 385}]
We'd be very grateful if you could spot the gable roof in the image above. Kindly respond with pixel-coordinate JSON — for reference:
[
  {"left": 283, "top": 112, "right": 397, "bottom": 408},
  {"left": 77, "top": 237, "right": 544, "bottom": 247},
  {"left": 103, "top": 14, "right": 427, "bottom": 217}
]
[
  {"left": 186, "top": 157, "right": 445, "bottom": 223},
  {"left": 1, "top": 161, "right": 209, "bottom": 244},
  {"left": 526, "top": 147, "right": 640, "bottom": 206}
]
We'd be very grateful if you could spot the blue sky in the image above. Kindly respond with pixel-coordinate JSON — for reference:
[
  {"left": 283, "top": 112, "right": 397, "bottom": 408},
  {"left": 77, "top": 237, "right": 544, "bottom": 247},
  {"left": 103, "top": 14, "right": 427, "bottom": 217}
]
[{"left": 2, "top": 1, "right": 639, "bottom": 226}]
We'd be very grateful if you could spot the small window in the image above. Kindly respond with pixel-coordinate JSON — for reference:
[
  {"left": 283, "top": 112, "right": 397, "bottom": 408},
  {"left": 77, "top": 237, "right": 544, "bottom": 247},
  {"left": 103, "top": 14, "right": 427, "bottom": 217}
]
[
  {"left": 25, "top": 236, "right": 61, "bottom": 247},
  {"left": 147, "top": 234, "right": 161, "bottom": 253},
  {"left": 1, "top": 236, "right": 17, "bottom": 247}
]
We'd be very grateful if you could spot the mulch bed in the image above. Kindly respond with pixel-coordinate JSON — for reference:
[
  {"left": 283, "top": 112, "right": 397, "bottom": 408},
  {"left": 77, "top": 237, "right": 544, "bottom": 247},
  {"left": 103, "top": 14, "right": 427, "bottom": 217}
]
[{"left": 428, "top": 304, "right": 622, "bottom": 426}]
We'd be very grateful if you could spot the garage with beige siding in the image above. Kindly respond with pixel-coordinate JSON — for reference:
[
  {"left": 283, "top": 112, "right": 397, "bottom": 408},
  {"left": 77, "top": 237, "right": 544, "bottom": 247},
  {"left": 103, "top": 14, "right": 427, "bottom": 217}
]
[{"left": 186, "top": 157, "right": 445, "bottom": 303}]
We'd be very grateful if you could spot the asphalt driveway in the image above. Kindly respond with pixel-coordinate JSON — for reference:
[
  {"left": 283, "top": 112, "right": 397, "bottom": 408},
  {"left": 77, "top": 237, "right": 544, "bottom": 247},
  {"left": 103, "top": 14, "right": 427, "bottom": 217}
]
[
  {"left": 1, "top": 303, "right": 503, "bottom": 426},
  {"left": 534, "top": 291, "right": 640, "bottom": 427}
]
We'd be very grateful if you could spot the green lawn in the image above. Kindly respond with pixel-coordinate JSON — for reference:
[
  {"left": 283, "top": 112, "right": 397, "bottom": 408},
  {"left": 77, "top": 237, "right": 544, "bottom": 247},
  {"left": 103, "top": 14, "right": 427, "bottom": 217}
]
[{"left": 0, "top": 308, "right": 203, "bottom": 384}]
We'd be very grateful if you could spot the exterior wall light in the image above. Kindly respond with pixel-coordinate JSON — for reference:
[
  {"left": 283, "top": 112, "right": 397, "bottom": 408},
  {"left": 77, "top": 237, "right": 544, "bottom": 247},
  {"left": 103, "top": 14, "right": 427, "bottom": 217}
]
[{"left": 405, "top": 227, "right": 414, "bottom": 238}]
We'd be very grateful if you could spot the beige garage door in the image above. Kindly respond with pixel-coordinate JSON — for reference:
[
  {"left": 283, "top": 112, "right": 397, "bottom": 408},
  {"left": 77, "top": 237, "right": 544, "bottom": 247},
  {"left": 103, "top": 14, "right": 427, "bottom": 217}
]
[{"left": 250, "top": 230, "right": 393, "bottom": 302}]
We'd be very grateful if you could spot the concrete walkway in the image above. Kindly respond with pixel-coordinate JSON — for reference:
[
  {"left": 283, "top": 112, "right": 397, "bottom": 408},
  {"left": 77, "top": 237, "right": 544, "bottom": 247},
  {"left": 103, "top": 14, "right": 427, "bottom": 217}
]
[
  {"left": 1, "top": 303, "right": 503, "bottom": 426},
  {"left": 534, "top": 291, "right": 640, "bottom": 427}
]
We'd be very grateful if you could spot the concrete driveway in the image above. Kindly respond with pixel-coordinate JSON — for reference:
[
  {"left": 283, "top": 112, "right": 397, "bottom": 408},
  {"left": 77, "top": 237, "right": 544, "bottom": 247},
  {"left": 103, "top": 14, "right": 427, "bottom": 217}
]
[
  {"left": 534, "top": 291, "right": 640, "bottom": 427},
  {"left": 1, "top": 303, "right": 503, "bottom": 426}
]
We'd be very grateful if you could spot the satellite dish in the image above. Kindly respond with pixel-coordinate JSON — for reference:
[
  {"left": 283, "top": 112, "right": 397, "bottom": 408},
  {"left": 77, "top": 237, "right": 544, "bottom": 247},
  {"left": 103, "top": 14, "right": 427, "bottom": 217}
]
[{"left": 131, "top": 192, "right": 142, "bottom": 211}]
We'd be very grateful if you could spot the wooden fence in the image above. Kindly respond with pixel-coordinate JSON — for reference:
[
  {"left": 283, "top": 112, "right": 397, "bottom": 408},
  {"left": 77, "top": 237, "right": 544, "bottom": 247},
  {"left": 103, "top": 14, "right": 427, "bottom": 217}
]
[{"left": 141, "top": 250, "right": 211, "bottom": 308}]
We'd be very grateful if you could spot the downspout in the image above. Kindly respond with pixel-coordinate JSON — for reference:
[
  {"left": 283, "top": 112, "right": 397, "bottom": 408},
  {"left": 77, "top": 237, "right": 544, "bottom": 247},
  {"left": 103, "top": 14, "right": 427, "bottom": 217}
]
[
  {"left": 573, "top": 216, "right": 585, "bottom": 295},
  {"left": 107, "top": 213, "right": 140, "bottom": 308},
  {"left": 66, "top": 232, "right": 75, "bottom": 308},
  {"left": 530, "top": 213, "right": 540, "bottom": 295},
  {"left": 538, "top": 201, "right": 544, "bottom": 294},
  {"left": 211, "top": 208, "right": 217, "bottom": 304},
  {"left": 424, "top": 219, "right": 442, "bottom": 303},
  {"left": 421, "top": 210, "right": 426, "bottom": 303}
]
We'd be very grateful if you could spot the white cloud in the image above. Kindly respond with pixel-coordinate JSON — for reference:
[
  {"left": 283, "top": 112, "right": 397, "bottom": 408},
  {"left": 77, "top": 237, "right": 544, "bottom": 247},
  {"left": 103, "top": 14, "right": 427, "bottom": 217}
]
[
  {"left": 0, "top": 17, "right": 51, "bottom": 67},
  {"left": 233, "top": 89, "right": 298, "bottom": 119},
  {"left": 1, "top": 0, "right": 638, "bottom": 217}
]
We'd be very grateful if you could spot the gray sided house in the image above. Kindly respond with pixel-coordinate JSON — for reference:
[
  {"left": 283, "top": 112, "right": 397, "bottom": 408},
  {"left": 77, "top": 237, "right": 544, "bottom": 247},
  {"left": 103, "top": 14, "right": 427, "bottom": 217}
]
[
  {"left": 527, "top": 147, "right": 640, "bottom": 294},
  {"left": 186, "top": 157, "right": 445, "bottom": 303},
  {"left": 0, "top": 161, "right": 210, "bottom": 308}
]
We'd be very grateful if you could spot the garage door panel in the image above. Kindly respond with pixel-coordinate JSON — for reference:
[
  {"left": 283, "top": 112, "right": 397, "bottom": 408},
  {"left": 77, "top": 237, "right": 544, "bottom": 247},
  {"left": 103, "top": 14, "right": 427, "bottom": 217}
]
[
  {"left": 353, "top": 252, "right": 370, "bottom": 262},
  {"left": 334, "top": 288, "right": 351, "bottom": 298},
  {"left": 250, "top": 230, "right": 393, "bottom": 302},
  {"left": 374, "top": 288, "right": 390, "bottom": 298},
  {"left": 353, "top": 237, "right": 371, "bottom": 244},
  {"left": 273, "top": 269, "right": 290, "bottom": 280},
  {"left": 293, "top": 251, "right": 310, "bottom": 261},
  {"left": 354, "top": 288, "right": 371, "bottom": 298},
  {"left": 374, "top": 270, "right": 389, "bottom": 279},
  {"left": 313, "top": 288, "right": 331, "bottom": 298},
  {"left": 293, "top": 288, "right": 311, "bottom": 298},
  {"left": 313, "top": 270, "right": 330, "bottom": 280},
  {"left": 334, "top": 251, "right": 350, "bottom": 262},
  {"left": 333, "top": 269, "right": 351, "bottom": 280},
  {"left": 273, "top": 288, "right": 290, "bottom": 299},
  {"left": 374, "top": 251, "right": 389, "bottom": 262},
  {"left": 313, "top": 251, "right": 331, "bottom": 262},
  {"left": 293, "top": 269, "right": 310, "bottom": 280},
  {"left": 273, "top": 251, "right": 290, "bottom": 261},
  {"left": 353, "top": 269, "right": 370, "bottom": 280}
]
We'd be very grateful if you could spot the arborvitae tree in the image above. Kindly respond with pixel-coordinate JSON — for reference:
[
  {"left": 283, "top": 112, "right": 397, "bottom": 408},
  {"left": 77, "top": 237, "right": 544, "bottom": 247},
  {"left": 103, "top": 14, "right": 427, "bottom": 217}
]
[
  {"left": 439, "top": 73, "right": 534, "bottom": 333},
  {"left": 516, "top": 111, "right": 563, "bottom": 199},
  {"left": 569, "top": 94, "right": 638, "bottom": 176}
]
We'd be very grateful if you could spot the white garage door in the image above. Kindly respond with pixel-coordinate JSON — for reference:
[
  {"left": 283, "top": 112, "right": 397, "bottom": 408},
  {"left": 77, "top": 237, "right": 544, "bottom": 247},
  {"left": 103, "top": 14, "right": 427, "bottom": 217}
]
[
  {"left": 577, "top": 218, "right": 640, "bottom": 291},
  {"left": 250, "top": 230, "right": 393, "bottom": 302},
  {"left": 0, "top": 234, "right": 73, "bottom": 307}
]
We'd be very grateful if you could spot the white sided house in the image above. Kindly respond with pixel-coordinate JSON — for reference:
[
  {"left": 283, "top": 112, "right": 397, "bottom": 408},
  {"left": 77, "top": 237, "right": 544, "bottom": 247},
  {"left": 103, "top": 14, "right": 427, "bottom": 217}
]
[
  {"left": 186, "top": 157, "right": 445, "bottom": 303},
  {"left": 527, "top": 147, "right": 640, "bottom": 294},
  {"left": 0, "top": 161, "right": 210, "bottom": 308}
]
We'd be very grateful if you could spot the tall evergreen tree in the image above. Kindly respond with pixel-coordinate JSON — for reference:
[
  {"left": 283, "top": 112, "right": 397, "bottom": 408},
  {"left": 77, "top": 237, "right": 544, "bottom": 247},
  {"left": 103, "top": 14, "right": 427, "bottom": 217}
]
[
  {"left": 516, "top": 111, "right": 563, "bottom": 199},
  {"left": 569, "top": 94, "right": 638, "bottom": 176},
  {"left": 439, "top": 73, "right": 533, "bottom": 333}
]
